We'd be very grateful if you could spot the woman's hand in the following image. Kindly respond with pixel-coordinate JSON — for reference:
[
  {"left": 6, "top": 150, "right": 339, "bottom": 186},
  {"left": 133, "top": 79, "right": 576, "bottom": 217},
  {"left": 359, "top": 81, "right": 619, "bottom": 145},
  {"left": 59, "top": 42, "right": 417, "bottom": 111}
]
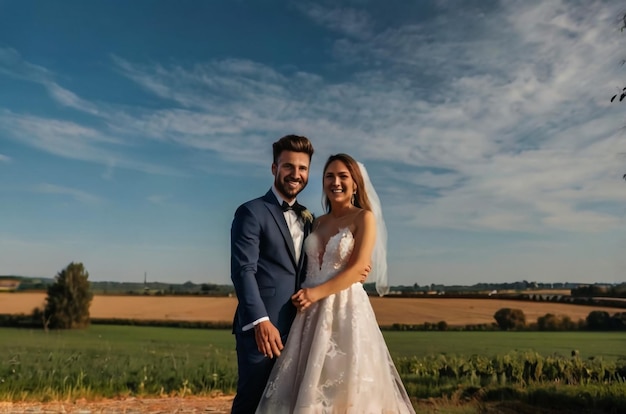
[{"left": 291, "top": 288, "right": 319, "bottom": 311}]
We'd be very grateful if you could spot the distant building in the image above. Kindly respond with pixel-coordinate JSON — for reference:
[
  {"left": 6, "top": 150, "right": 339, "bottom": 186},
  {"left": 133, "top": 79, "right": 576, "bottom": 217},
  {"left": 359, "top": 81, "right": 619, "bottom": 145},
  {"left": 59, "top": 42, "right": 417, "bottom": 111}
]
[{"left": 0, "top": 279, "right": 20, "bottom": 291}]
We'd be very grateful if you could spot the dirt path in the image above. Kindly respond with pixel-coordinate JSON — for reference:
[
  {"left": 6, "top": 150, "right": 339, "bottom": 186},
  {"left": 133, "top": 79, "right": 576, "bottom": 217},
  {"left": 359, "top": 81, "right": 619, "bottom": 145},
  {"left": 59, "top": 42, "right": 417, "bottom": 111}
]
[
  {"left": 0, "top": 397, "right": 587, "bottom": 414},
  {"left": 0, "top": 396, "right": 234, "bottom": 413}
]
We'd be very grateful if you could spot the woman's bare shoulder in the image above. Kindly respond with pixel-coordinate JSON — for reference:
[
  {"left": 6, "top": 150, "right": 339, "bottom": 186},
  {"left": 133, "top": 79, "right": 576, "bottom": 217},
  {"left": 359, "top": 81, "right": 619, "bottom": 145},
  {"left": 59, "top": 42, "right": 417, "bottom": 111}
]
[
  {"left": 355, "top": 208, "right": 374, "bottom": 225},
  {"left": 312, "top": 213, "right": 330, "bottom": 231}
]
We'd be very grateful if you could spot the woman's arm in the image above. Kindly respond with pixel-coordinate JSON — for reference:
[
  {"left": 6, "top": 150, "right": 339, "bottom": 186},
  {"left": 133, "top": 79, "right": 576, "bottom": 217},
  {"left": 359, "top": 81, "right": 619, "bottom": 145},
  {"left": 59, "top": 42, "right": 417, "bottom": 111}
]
[{"left": 293, "top": 209, "right": 376, "bottom": 310}]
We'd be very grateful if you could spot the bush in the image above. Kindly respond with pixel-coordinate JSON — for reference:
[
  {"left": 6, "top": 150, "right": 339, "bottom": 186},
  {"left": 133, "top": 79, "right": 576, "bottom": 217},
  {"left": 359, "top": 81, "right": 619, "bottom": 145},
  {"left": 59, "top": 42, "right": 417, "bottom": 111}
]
[
  {"left": 586, "top": 311, "right": 611, "bottom": 330},
  {"left": 537, "top": 313, "right": 559, "bottom": 331},
  {"left": 610, "top": 312, "right": 626, "bottom": 330},
  {"left": 537, "top": 314, "right": 579, "bottom": 331},
  {"left": 494, "top": 308, "right": 526, "bottom": 330}
]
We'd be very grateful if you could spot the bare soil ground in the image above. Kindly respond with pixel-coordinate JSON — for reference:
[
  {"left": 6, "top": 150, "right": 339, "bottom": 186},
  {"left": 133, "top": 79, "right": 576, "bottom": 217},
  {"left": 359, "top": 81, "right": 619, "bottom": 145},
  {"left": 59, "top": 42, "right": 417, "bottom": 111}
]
[
  {"left": 0, "top": 292, "right": 621, "bottom": 326},
  {"left": 0, "top": 397, "right": 593, "bottom": 414},
  {"left": 0, "top": 395, "right": 234, "bottom": 413}
]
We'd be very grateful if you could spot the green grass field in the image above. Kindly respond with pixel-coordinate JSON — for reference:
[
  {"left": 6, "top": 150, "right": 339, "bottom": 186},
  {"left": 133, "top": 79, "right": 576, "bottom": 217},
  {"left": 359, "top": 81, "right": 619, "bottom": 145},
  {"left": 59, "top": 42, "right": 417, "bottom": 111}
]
[
  {"left": 3, "top": 326, "right": 625, "bottom": 360},
  {"left": 1, "top": 325, "right": 626, "bottom": 411},
  {"left": 383, "top": 330, "right": 626, "bottom": 360},
  {"left": 0, "top": 326, "right": 238, "bottom": 401}
]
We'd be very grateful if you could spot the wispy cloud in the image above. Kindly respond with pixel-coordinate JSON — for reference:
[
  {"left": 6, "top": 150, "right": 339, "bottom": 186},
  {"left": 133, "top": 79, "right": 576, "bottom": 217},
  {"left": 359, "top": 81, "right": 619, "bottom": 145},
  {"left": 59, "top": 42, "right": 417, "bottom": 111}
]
[
  {"left": 0, "top": 47, "right": 100, "bottom": 115},
  {"left": 0, "top": 49, "right": 188, "bottom": 177},
  {"left": 147, "top": 194, "right": 171, "bottom": 205},
  {"left": 34, "top": 183, "right": 102, "bottom": 205},
  {"left": 297, "top": 2, "right": 373, "bottom": 39},
  {"left": 107, "top": 0, "right": 626, "bottom": 235},
  {"left": 110, "top": 55, "right": 331, "bottom": 163},
  {"left": 0, "top": 47, "right": 51, "bottom": 83},
  {"left": 0, "top": 153, "right": 10, "bottom": 163},
  {"left": 0, "top": 110, "right": 184, "bottom": 176},
  {"left": 3, "top": 1, "right": 625, "bottom": 237}
]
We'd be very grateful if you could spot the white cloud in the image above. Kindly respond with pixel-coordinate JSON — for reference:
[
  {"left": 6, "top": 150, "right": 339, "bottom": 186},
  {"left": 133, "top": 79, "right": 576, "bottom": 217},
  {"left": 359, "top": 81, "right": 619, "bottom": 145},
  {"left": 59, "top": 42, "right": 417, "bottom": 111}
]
[
  {"left": 0, "top": 47, "right": 51, "bottom": 83},
  {"left": 297, "top": 2, "right": 373, "bottom": 39},
  {"left": 107, "top": 0, "right": 626, "bottom": 235},
  {"left": 0, "top": 47, "right": 99, "bottom": 114},
  {"left": 403, "top": 170, "right": 462, "bottom": 189},
  {"left": 0, "top": 153, "right": 10, "bottom": 163},
  {"left": 0, "top": 110, "right": 184, "bottom": 176},
  {"left": 4, "top": 1, "right": 626, "bottom": 239}
]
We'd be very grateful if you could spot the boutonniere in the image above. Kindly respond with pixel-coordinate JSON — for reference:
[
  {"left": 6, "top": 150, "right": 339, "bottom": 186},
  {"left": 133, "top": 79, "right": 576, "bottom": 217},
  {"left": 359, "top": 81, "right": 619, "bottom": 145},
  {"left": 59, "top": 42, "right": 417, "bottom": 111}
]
[{"left": 300, "top": 209, "right": 314, "bottom": 224}]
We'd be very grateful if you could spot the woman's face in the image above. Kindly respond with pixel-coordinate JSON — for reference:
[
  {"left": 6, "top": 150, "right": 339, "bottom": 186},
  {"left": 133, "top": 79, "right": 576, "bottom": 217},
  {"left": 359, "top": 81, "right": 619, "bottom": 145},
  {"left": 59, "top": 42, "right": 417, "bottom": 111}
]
[{"left": 324, "top": 160, "right": 356, "bottom": 207}]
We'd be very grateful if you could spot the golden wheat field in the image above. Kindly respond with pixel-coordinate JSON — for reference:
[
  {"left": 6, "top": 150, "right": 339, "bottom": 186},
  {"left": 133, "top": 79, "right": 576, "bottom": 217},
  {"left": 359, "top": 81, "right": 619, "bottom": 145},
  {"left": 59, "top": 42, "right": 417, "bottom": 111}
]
[{"left": 0, "top": 292, "right": 621, "bottom": 326}]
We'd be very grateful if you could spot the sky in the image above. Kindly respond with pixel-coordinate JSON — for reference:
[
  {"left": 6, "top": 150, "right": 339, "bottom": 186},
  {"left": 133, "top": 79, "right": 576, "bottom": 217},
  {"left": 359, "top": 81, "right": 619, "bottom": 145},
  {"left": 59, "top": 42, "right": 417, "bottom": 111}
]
[{"left": 1, "top": 0, "right": 626, "bottom": 287}]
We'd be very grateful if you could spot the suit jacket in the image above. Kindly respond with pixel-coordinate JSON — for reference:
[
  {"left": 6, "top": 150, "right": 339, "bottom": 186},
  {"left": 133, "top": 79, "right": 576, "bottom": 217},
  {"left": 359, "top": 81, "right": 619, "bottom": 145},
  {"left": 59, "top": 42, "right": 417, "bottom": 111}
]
[{"left": 231, "top": 190, "right": 310, "bottom": 337}]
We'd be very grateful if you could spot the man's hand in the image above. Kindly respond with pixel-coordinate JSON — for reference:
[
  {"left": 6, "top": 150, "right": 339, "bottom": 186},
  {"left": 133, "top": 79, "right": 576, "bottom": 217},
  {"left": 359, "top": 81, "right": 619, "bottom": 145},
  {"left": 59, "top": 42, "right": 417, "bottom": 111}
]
[{"left": 254, "top": 320, "right": 284, "bottom": 359}]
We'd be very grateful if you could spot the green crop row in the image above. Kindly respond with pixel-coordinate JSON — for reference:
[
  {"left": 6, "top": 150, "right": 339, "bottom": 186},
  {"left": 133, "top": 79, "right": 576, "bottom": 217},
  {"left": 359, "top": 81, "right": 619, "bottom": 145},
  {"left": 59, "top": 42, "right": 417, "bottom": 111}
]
[{"left": 1, "top": 326, "right": 626, "bottom": 412}]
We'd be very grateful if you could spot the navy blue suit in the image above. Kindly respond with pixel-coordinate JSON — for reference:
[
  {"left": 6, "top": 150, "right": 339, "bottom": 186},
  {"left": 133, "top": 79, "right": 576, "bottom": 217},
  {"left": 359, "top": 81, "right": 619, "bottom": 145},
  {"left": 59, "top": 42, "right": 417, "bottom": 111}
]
[{"left": 230, "top": 190, "right": 309, "bottom": 413}]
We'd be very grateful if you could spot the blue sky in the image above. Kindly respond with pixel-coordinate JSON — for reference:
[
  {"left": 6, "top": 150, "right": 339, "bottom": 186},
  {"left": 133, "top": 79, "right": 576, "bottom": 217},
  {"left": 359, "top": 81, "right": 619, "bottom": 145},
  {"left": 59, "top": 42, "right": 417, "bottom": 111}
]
[{"left": 1, "top": 0, "right": 626, "bottom": 286}]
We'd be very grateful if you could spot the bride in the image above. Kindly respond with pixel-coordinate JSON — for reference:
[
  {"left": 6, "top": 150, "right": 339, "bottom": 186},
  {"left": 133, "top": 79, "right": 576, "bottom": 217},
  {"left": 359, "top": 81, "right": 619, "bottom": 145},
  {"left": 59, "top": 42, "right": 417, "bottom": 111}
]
[{"left": 256, "top": 153, "right": 415, "bottom": 413}]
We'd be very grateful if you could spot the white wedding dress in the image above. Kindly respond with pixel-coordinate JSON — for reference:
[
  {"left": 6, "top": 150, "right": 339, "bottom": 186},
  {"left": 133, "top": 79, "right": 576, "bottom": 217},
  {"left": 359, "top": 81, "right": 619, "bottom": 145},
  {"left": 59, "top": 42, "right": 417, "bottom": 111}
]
[{"left": 256, "top": 227, "right": 415, "bottom": 414}]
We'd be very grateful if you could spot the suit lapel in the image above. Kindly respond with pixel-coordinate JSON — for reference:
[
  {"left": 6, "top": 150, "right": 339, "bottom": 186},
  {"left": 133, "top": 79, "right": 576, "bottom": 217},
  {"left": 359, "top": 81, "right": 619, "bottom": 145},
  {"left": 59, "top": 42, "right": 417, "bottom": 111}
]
[
  {"left": 297, "top": 219, "right": 311, "bottom": 269},
  {"left": 295, "top": 217, "right": 312, "bottom": 289},
  {"left": 263, "top": 191, "right": 297, "bottom": 266}
]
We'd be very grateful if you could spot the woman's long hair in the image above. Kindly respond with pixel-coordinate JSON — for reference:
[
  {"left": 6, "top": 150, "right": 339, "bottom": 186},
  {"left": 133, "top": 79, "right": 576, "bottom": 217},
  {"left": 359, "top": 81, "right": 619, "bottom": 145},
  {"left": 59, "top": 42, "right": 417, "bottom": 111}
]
[{"left": 322, "top": 153, "right": 371, "bottom": 213}]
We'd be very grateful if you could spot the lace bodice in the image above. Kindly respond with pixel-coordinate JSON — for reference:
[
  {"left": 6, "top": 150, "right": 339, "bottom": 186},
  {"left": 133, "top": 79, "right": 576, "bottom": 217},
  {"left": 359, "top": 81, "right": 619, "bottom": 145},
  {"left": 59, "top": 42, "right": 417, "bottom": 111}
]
[{"left": 303, "top": 227, "right": 354, "bottom": 287}]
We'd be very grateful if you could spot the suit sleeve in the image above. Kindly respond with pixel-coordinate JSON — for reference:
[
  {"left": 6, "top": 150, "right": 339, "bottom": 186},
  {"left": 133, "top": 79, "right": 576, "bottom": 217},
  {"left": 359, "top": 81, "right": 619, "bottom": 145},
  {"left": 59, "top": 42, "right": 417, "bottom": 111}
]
[{"left": 231, "top": 204, "right": 267, "bottom": 326}]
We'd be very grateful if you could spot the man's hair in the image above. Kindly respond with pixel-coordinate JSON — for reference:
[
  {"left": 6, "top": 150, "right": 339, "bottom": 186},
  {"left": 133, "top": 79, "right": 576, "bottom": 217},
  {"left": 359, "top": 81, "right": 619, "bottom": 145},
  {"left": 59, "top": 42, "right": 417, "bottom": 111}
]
[{"left": 272, "top": 135, "right": 314, "bottom": 164}]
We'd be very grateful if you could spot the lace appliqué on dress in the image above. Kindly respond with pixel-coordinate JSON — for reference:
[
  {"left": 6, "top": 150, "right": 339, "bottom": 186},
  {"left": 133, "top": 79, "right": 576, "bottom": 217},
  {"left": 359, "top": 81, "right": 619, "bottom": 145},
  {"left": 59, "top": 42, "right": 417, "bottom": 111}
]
[
  {"left": 256, "top": 228, "right": 415, "bottom": 414},
  {"left": 303, "top": 226, "right": 354, "bottom": 287}
]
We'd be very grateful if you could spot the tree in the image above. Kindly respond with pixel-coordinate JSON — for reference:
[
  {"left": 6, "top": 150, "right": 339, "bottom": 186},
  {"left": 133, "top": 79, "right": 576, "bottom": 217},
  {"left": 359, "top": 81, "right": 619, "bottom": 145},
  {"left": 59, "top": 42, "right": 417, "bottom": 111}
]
[
  {"left": 537, "top": 313, "right": 559, "bottom": 331},
  {"left": 609, "top": 312, "right": 626, "bottom": 330},
  {"left": 494, "top": 308, "right": 526, "bottom": 330},
  {"left": 43, "top": 262, "right": 93, "bottom": 329},
  {"left": 585, "top": 310, "right": 610, "bottom": 331}
]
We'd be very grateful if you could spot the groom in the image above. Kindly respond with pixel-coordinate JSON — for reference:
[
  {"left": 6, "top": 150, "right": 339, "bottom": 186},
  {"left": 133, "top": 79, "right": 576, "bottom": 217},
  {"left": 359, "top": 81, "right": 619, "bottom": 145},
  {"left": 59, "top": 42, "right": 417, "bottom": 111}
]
[{"left": 230, "top": 134, "right": 315, "bottom": 413}]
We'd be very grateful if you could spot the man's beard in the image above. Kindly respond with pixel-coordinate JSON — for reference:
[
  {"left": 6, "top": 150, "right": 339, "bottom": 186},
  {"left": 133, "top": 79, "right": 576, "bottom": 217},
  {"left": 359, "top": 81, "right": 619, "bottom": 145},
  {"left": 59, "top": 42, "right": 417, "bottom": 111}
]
[{"left": 275, "top": 177, "right": 306, "bottom": 199}]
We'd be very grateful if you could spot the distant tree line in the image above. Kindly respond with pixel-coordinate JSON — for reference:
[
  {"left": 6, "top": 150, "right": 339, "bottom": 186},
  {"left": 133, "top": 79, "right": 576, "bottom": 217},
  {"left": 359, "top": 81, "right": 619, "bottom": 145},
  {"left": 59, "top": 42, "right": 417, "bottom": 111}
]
[
  {"left": 492, "top": 308, "right": 626, "bottom": 331},
  {"left": 12, "top": 276, "right": 622, "bottom": 299},
  {"left": 571, "top": 283, "right": 626, "bottom": 299},
  {"left": 6, "top": 276, "right": 236, "bottom": 296},
  {"left": 366, "top": 280, "right": 581, "bottom": 295},
  {"left": 385, "top": 308, "right": 626, "bottom": 332}
]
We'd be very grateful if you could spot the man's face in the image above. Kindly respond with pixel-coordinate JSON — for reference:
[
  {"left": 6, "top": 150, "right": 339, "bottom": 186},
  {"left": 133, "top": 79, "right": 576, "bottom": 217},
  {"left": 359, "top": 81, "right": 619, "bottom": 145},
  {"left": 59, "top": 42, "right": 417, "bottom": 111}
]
[{"left": 272, "top": 150, "right": 310, "bottom": 202}]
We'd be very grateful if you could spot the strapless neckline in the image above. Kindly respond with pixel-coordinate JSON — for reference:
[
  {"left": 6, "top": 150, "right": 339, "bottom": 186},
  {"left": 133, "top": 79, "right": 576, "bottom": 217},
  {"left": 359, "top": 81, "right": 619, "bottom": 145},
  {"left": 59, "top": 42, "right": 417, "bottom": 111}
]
[{"left": 303, "top": 227, "right": 354, "bottom": 287}]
